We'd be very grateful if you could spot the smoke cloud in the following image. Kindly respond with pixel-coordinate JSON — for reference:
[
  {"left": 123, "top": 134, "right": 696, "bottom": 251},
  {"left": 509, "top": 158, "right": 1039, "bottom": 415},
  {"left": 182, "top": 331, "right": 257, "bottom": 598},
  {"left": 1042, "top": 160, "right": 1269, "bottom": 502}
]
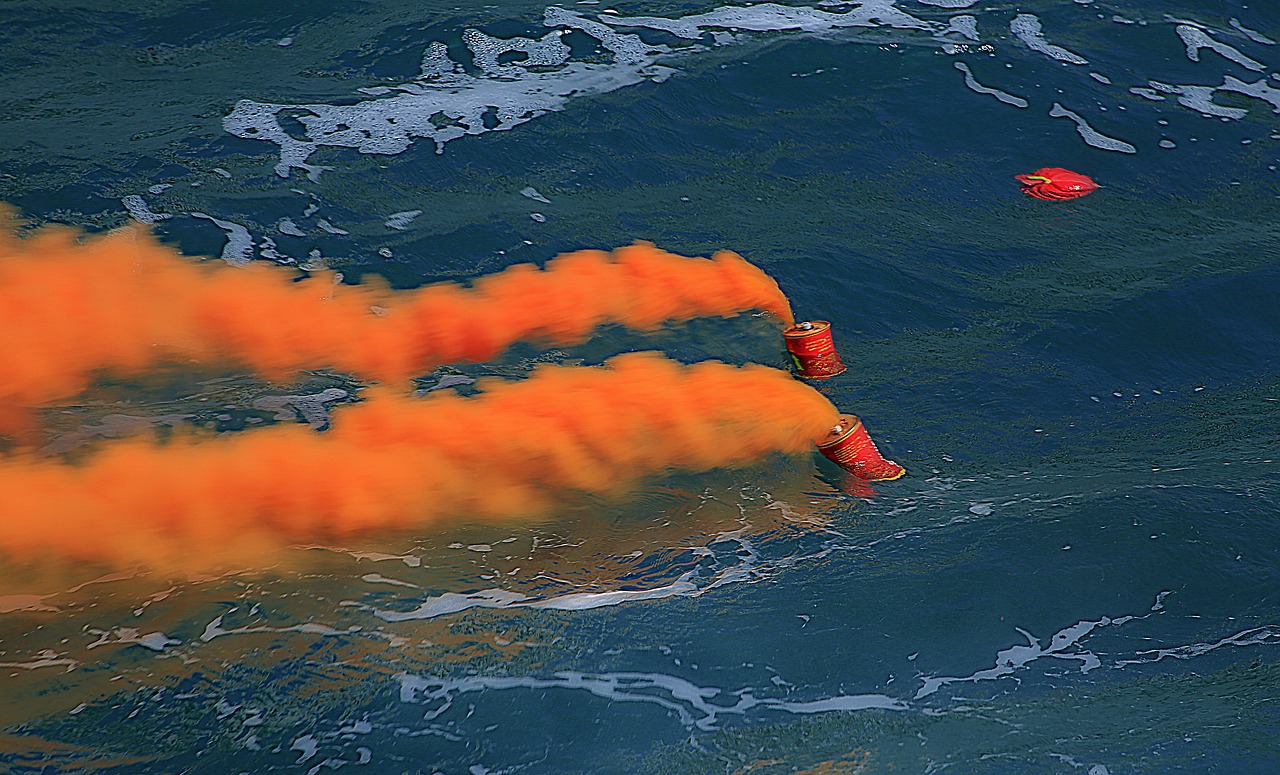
[
  {"left": 0, "top": 353, "right": 838, "bottom": 572},
  {"left": 0, "top": 213, "right": 792, "bottom": 425},
  {"left": 0, "top": 209, "right": 839, "bottom": 572}
]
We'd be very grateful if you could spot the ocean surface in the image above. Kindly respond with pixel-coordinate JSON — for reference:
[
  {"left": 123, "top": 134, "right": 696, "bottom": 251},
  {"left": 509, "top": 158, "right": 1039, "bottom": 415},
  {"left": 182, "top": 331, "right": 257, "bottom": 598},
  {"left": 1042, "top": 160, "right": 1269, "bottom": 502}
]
[{"left": 2, "top": 0, "right": 1279, "bottom": 772}]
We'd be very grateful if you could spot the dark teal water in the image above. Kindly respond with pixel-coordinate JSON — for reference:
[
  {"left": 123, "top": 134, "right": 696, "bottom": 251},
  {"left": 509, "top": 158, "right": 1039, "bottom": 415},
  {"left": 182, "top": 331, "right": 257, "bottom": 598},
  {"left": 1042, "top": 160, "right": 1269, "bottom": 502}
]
[{"left": 2, "top": 1, "right": 1278, "bottom": 772}]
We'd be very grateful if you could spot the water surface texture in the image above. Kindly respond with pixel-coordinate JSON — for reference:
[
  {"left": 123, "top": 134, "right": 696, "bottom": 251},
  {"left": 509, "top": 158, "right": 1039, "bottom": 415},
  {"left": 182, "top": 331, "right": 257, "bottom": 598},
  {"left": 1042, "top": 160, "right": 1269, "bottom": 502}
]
[{"left": 2, "top": 0, "right": 1279, "bottom": 772}]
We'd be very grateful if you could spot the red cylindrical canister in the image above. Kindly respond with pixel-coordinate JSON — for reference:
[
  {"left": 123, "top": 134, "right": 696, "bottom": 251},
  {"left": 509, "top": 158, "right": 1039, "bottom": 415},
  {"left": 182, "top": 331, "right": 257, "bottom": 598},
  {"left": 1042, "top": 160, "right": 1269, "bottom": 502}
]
[
  {"left": 783, "top": 321, "right": 846, "bottom": 379},
  {"left": 817, "top": 414, "right": 905, "bottom": 482}
]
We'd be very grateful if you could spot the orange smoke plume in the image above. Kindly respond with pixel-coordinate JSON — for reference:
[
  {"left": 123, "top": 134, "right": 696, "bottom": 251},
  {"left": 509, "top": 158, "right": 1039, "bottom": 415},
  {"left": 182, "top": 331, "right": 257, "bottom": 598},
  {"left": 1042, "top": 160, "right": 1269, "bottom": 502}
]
[
  {"left": 0, "top": 353, "right": 839, "bottom": 573},
  {"left": 0, "top": 212, "right": 792, "bottom": 422}
]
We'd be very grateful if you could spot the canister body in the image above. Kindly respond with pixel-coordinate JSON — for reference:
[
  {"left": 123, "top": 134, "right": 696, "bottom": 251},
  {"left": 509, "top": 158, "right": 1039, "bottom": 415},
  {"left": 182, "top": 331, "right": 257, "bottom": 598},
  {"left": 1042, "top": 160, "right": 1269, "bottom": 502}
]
[
  {"left": 783, "top": 321, "right": 846, "bottom": 379},
  {"left": 817, "top": 414, "right": 905, "bottom": 482}
]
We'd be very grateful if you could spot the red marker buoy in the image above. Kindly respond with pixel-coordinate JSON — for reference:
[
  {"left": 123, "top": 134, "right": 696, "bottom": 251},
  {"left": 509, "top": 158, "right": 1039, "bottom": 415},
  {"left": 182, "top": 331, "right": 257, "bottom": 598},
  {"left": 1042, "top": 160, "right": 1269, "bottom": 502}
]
[
  {"left": 1015, "top": 167, "right": 1098, "bottom": 201},
  {"left": 817, "top": 414, "right": 905, "bottom": 482},
  {"left": 784, "top": 321, "right": 846, "bottom": 380}
]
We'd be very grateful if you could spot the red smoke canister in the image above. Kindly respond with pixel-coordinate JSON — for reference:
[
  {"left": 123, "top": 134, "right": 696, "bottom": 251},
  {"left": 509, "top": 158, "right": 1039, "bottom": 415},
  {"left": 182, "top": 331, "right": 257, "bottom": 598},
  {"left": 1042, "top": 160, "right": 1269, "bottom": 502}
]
[
  {"left": 784, "top": 320, "right": 846, "bottom": 379},
  {"left": 817, "top": 414, "right": 905, "bottom": 482}
]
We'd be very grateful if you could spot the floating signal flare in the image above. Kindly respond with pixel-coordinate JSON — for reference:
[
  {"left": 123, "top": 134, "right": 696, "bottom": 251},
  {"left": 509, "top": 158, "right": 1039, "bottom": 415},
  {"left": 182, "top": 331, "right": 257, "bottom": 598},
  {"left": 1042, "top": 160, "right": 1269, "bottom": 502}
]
[
  {"left": 1015, "top": 167, "right": 1098, "bottom": 200},
  {"left": 0, "top": 203, "right": 907, "bottom": 573},
  {"left": 783, "top": 320, "right": 846, "bottom": 380},
  {"left": 817, "top": 414, "right": 905, "bottom": 482},
  {"left": 0, "top": 354, "right": 846, "bottom": 572}
]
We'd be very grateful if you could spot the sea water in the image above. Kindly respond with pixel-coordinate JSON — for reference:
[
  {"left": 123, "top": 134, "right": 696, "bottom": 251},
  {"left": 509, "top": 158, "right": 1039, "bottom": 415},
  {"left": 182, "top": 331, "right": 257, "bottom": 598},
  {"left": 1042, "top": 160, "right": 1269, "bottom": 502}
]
[{"left": 1, "top": 0, "right": 1278, "bottom": 772}]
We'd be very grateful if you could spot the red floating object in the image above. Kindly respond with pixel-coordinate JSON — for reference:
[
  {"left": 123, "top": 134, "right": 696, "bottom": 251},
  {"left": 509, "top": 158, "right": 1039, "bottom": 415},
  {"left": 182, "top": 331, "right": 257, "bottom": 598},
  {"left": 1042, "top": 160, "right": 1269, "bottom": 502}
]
[
  {"left": 784, "top": 320, "right": 846, "bottom": 380},
  {"left": 1015, "top": 167, "right": 1098, "bottom": 201},
  {"left": 817, "top": 414, "right": 905, "bottom": 482}
]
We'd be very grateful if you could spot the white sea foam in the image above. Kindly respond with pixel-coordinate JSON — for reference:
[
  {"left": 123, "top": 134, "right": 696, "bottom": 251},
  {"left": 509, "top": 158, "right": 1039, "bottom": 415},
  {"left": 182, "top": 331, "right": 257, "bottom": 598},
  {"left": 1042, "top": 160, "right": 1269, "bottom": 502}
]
[
  {"left": 296, "top": 547, "right": 423, "bottom": 566},
  {"left": 372, "top": 574, "right": 701, "bottom": 621},
  {"left": 1011, "top": 14, "right": 1088, "bottom": 65},
  {"left": 360, "top": 573, "right": 420, "bottom": 589},
  {"left": 1144, "top": 80, "right": 1248, "bottom": 119},
  {"left": 257, "top": 235, "right": 289, "bottom": 262},
  {"left": 910, "top": 589, "right": 1280, "bottom": 703},
  {"left": 40, "top": 412, "right": 191, "bottom": 455},
  {"left": 0, "top": 650, "right": 78, "bottom": 672},
  {"left": 464, "top": 28, "right": 570, "bottom": 75},
  {"left": 598, "top": 2, "right": 934, "bottom": 38},
  {"left": 225, "top": 3, "right": 942, "bottom": 178},
  {"left": 277, "top": 217, "right": 306, "bottom": 236},
  {"left": 375, "top": 589, "right": 531, "bottom": 621},
  {"left": 1116, "top": 624, "right": 1280, "bottom": 665},
  {"left": 316, "top": 218, "right": 349, "bottom": 235},
  {"left": 1049, "top": 102, "right": 1137, "bottom": 153},
  {"left": 399, "top": 669, "right": 906, "bottom": 731},
  {"left": 384, "top": 210, "right": 423, "bottom": 230},
  {"left": 520, "top": 186, "right": 551, "bottom": 203},
  {"left": 420, "top": 373, "right": 476, "bottom": 393},
  {"left": 199, "top": 612, "right": 359, "bottom": 642},
  {"left": 528, "top": 575, "right": 699, "bottom": 610},
  {"left": 224, "top": 17, "right": 672, "bottom": 181},
  {"left": 913, "top": 590, "right": 1174, "bottom": 701},
  {"left": 122, "top": 194, "right": 172, "bottom": 224},
  {"left": 0, "top": 594, "right": 58, "bottom": 614},
  {"left": 86, "top": 627, "right": 180, "bottom": 652},
  {"left": 946, "top": 15, "right": 979, "bottom": 42},
  {"left": 1176, "top": 24, "right": 1265, "bottom": 72},
  {"left": 252, "top": 388, "right": 349, "bottom": 429},
  {"left": 190, "top": 212, "right": 255, "bottom": 265},
  {"left": 954, "top": 62, "right": 1028, "bottom": 107},
  {"left": 371, "top": 528, "right": 780, "bottom": 623},
  {"left": 1230, "top": 18, "right": 1276, "bottom": 46},
  {"left": 1129, "top": 86, "right": 1166, "bottom": 101},
  {"left": 774, "top": 694, "right": 907, "bottom": 712},
  {"left": 915, "top": 618, "right": 1107, "bottom": 699},
  {"left": 1220, "top": 75, "right": 1280, "bottom": 113}
]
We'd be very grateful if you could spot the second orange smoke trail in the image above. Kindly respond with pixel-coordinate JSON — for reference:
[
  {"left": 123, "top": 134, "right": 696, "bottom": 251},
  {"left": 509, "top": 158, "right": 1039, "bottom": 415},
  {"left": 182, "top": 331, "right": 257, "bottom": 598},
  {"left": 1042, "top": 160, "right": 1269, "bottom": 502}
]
[{"left": 0, "top": 354, "right": 839, "bottom": 572}]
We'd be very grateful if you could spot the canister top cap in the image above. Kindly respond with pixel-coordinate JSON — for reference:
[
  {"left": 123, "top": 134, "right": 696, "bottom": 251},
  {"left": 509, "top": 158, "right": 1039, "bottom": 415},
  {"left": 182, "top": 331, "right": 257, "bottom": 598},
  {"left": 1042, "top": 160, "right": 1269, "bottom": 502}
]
[{"left": 818, "top": 414, "right": 860, "bottom": 446}]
